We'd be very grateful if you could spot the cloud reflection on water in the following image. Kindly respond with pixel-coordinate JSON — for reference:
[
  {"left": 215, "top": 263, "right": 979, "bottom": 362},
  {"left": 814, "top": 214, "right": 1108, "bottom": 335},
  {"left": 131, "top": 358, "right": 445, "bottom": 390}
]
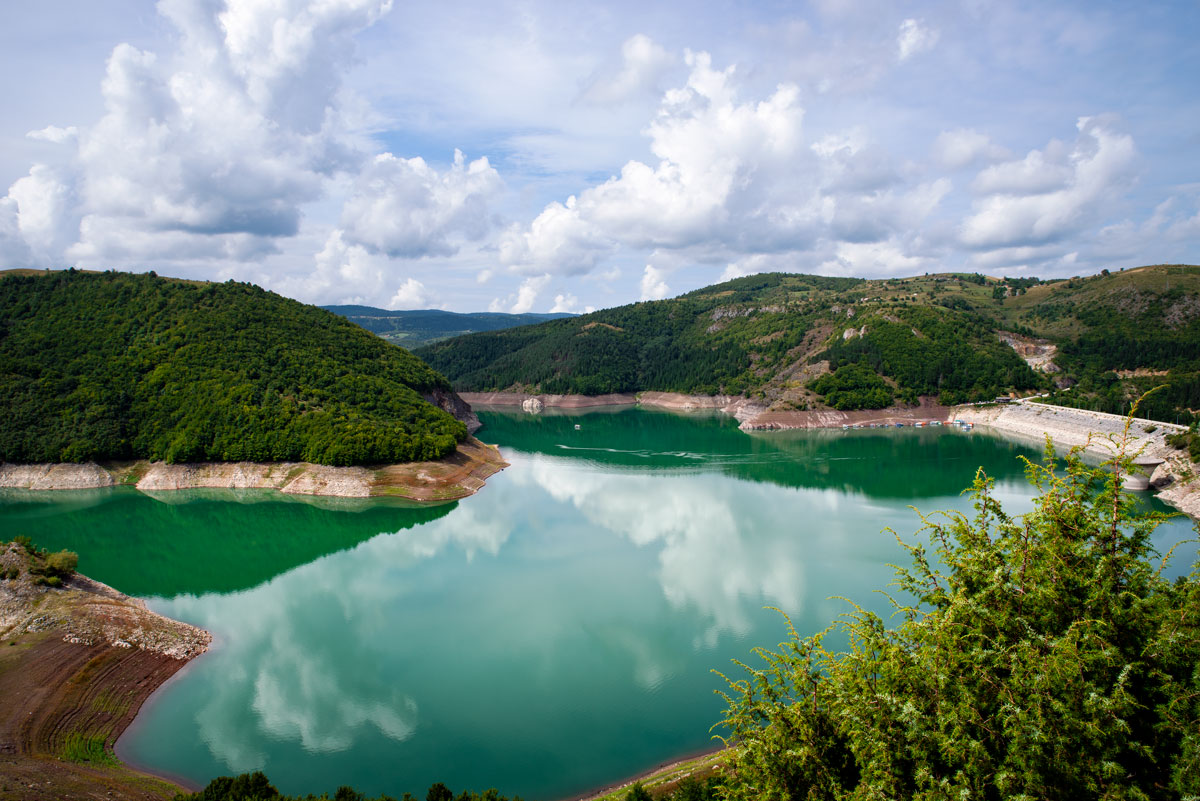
[{"left": 140, "top": 450, "right": 940, "bottom": 784}]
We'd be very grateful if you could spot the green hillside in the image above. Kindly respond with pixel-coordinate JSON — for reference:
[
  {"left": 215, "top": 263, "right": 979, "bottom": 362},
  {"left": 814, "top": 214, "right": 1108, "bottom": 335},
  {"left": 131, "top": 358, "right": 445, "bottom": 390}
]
[
  {"left": 323, "top": 305, "right": 574, "bottom": 348},
  {"left": 416, "top": 272, "right": 1039, "bottom": 405},
  {"left": 416, "top": 265, "right": 1200, "bottom": 424},
  {"left": 0, "top": 270, "right": 467, "bottom": 465}
]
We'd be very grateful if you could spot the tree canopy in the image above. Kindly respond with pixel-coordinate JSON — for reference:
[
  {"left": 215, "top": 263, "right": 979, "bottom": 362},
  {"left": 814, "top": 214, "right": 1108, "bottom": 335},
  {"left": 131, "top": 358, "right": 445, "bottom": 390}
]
[{"left": 0, "top": 270, "right": 466, "bottom": 466}]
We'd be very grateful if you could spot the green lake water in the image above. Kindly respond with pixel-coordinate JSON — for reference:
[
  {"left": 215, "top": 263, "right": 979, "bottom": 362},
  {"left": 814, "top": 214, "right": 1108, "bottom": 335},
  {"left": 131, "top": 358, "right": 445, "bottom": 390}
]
[{"left": 1, "top": 409, "right": 1194, "bottom": 799}]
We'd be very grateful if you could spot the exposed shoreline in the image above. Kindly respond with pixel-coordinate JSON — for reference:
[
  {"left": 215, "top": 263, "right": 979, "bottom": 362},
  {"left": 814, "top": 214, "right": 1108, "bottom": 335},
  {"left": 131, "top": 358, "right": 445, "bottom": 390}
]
[
  {"left": 458, "top": 391, "right": 953, "bottom": 430},
  {"left": 0, "top": 540, "right": 211, "bottom": 800},
  {"left": 0, "top": 436, "right": 508, "bottom": 502},
  {"left": 464, "top": 391, "right": 1200, "bottom": 521},
  {"left": 950, "top": 401, "right": 1199, "bottom": 520}
]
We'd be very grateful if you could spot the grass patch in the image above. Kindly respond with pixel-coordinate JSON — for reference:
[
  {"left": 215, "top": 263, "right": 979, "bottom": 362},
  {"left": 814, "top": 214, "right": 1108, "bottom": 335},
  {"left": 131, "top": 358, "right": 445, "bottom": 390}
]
[
  {"left": 61, "top": 732, "right": 118, "bottom": 765},
  {"left": 92, "top": 689, "right": 131, "bottom": 717}
]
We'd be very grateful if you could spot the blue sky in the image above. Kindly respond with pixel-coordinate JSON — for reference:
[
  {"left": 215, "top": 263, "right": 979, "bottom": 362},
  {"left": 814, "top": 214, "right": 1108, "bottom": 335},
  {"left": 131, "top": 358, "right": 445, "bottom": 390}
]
[{"left": 1, "top": 0, "right": 1198, "bottom": 313}]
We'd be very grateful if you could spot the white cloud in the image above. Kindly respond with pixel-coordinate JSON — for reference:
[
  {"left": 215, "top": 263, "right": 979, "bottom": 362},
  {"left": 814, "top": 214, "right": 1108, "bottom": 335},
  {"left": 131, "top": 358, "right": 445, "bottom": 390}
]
[
  {"left": 3, "top": 0, "right": 394, "bottom": 270},
  {"left": 932, "top": 128, "right": 1009, "bottom": 170},
  {"left": 971, "top": 145, "right": 1074, "bottom": 196},
  {"left": 897, "top": 18, "right": 939, "bottom": 62},
  {"left": 549, "top": 292, "right": 580, "bottom": 313},
  {"left": 961, "top": 116, "right": 1137, "bottom": 250},
  {"left": 7, "top": 163, "right": 79, "bottom": 265},
  {"left": 388, "top": 278, "right": 432, "bottom": 309},
  {"left": 339, "top": 149, "right": 502, "bottom": 258},
  {"left": 819, "top": 238, "right": 930, "bottom": 276},
  {"left": 501, "top": 51, "right": 810, "bottom": 275},
  {"left": 476, "top": 269, "right": 493, "bottom": 284},
  {"left": 0, "top": 197, "right": 33, "bottom": 265},
  {"left": 580, "top": 34, "right": 673, "bottom": 105},
  {"left": 640, "top": 265, "right": 670, "bottom": 300},
  {"left": 511, "top": 274, "right": 551, "bottom": 313},
  {"left": 26, "top": 125, "right": 78, "bottom": 144}
]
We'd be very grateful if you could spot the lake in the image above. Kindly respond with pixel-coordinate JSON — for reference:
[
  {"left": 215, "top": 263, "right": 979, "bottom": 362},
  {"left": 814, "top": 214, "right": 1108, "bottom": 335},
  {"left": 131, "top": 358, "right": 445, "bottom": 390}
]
[{"left": 1, "top": 409, "right": 1194, "bottom": 799}]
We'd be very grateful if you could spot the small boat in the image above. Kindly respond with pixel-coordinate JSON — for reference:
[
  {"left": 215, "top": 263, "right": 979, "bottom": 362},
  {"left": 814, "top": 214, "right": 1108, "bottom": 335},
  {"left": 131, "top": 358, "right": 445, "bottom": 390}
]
[
  {"left": 914, "top": 421, "right": 925, "bottom": 427},
  {"left": 931, "top": 421, "right": 942, "bottom": 426},
  {"left": 842, "top": 424, "right": 850, "bottom": 430},
  {"left": 895, "top": 422, "right": 905, "bottom": 428},
  {"left": 574, "top": 424, "right": 581, "bottom": 430}
]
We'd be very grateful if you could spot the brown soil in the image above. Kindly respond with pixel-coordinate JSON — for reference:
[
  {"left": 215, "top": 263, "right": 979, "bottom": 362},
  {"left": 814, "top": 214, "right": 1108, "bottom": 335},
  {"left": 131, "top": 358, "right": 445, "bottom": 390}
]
[
  {"left": 0, "top": 635, "right": 193, "bottom": 800},
  {"left": 0, "top": 542, "right": 211, "bottom": 800},
  {"left": 742, "top": 398, "right": 953, "bottom": 430},
  {"left": 371, "top": 436, "right": 509, "bottom": 501}
]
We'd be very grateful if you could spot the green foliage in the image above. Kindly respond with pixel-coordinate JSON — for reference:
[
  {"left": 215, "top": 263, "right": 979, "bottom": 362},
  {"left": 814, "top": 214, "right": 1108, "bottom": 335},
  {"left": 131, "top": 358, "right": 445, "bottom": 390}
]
[
  {"left": 808, "top": 364, "right": 893, "bottom": 410},
  {"left": 820, "top": 306, "right": 1040, "bottom": 405},
  {"left": 10, "top": 533, "right": 79, "bottom": 586},
  {"left": 1040, "top": 371, "right": 1200, "bottom": 427},
  {"left": 717, "top": 432, "right": 1200, "bottom": 800},
  {"left": 1166, "top": 425, "right": 1200, "bottom": 462},
  {"left": 418, "top": 273, "right": 1034, "bottom": 402},
  {"left": 625, "top": 783, "right": 653, "bottom": 801},
  {"left": 61, "top": 732, "right": 118, "bottom": 765},
  {"left": 0, "top": 271, "right": 466, "bottom": 466},
  {"left": 175, "top": 774, "right": 522, "bottom": 801}
]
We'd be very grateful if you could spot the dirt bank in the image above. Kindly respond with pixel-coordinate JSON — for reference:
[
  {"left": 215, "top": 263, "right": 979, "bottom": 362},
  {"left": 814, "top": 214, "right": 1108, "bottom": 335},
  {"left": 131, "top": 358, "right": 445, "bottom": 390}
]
[
  {"left": 953, "top": 401, "right": 1200, "bottom": 520},
  {"left": 0, "top": 541, "right": 210, "bottom": 800},
  {"left": 459, "top": 391, "right": 639, "bottom": 409},
  {"left": 739, "top": 396, "right": 952, "bottom": 430},
  {"left": 0, "top": 436, "right": 507, "bottom": 501},
  {"left": 462, "top": 391, "right": 951, "bottom": 431}
]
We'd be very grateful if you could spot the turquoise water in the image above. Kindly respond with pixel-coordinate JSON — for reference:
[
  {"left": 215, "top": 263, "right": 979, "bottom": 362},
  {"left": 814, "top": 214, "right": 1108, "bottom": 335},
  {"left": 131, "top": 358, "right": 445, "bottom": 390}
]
[{"left": 1, "top": 409, "right": 1193, "bottom": 799}]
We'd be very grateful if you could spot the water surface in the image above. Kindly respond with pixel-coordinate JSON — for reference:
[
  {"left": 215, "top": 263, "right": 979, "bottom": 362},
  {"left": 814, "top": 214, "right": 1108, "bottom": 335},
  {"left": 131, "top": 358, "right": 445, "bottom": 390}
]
[{"left": 1, "top": 409, "right": 1192, "bottom": 799}]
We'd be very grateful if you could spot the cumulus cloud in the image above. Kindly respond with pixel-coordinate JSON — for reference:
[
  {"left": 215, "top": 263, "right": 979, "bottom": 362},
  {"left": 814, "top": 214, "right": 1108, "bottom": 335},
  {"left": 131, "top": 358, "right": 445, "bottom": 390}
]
[
  {"left": 640, "top": 265, "right": 670, "bottom": 300},
  {"left": 388, "top": 278, "right": 433, "bottom": 309},
  {"left": 291, "top": 229, "right": 416, "bottom": 306},
  {"left": 819, "top": 238, "right": 931, "bottom": 275},
  {"left": 501, "top": 51, "right": 811, "bottom": 275},
  {"left": 932, "top": 128, "right": 1009, "bottom": 170},
  {"left": 6, "top": 164, "right": 79, "bottom": 265},
  {"left": 0, "top": 0, "right": 394, "bottom": 268},
  {"left": 0, "top": 0, "right": 499, "bottom": 304},
  {"left": 897, "top": 18, "right": 939, "bottom": 61},
  {"left": 26, "top": 125, "right": 78, "bottom": 144},
  {"left": 338, "top": 149, "right": 502, "bottom": 258},
  {"left": 0, "top": 197, "right": 33, "bottom": 265},
  {"left": 960, "top": 116, "right": 1137, "bottom": 250},
  {"left": 496, "top": 273, "right": 552, "bottom": 313},
  {"left": 580, "top": 34, "right": 673, "bottom": 105}
]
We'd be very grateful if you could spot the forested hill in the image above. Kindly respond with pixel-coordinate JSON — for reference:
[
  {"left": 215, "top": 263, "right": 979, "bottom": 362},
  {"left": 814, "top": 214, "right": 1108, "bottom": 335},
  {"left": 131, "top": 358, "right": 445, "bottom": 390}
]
[
  {"left": 0, "top": 270, "right": 468, "bottom": 466},
  {"left": 323, "top": 305, "right": 574, "bottom": 348},
  {"left": 416, "top": 265, "right": 1200, "bottom": 423}
]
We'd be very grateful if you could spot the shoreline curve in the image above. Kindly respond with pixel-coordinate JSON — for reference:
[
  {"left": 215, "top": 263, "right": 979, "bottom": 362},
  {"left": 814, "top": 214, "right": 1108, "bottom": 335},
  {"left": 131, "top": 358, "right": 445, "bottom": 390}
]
[{"left": 0, "top": 436, "right": 508, "bottom": 502}]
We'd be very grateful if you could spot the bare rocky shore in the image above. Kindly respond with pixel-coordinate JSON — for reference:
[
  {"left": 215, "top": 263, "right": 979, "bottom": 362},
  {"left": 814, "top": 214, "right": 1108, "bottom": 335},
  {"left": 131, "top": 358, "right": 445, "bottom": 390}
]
[
  {"left": 951, "top": 401, "right": 1199, "bottom": 520},
  {"left": 1, "top": 541, "right": 211, "bottom": 800},
  {"left": 464, "top": 390, "right": 1200, "bottom": 520},
  {"left": 0, "top": 436, "right": 507, "bottom": 501},
  {"left": 459, "top": 391, "right": 952, "bottom": 430}
]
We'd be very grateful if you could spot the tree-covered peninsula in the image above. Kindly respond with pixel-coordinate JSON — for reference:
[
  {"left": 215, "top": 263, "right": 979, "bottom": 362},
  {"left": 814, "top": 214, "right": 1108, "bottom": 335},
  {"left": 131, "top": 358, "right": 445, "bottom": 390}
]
[{"left": 0, "top": 269, "right": 468, "bottom": 466}]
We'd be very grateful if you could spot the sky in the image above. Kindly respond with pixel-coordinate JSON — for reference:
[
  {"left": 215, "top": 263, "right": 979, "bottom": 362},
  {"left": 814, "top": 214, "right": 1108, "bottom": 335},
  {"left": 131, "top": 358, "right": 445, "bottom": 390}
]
[{"left": 1, "top": 1, "right": 1198, "bottom": 314}]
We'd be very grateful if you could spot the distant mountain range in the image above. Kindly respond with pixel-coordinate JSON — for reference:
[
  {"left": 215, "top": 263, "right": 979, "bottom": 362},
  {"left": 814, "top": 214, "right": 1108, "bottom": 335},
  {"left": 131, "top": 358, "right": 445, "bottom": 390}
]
[
  {"left": 322, "top": 306, "right": 575, "bottom": 348},
  {"left": 415, "top": 265, "right": 1200, "bottom": 426}
]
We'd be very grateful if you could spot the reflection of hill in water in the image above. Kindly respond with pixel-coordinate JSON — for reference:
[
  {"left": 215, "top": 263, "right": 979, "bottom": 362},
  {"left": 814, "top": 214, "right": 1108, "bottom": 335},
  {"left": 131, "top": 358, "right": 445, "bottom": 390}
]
[
  {"left": 478, "top": 409, "right": 1042, "bottom": 499},
  {"left": 0, "top": 488, "right": 453, "bottom": 597}
]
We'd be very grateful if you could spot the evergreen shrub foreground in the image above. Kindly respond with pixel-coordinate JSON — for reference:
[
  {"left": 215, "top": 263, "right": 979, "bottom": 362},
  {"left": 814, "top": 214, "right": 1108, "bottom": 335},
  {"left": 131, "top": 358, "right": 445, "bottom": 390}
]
[{"left": 716, "top": 433, "right": 1200, "bottom": 799}]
